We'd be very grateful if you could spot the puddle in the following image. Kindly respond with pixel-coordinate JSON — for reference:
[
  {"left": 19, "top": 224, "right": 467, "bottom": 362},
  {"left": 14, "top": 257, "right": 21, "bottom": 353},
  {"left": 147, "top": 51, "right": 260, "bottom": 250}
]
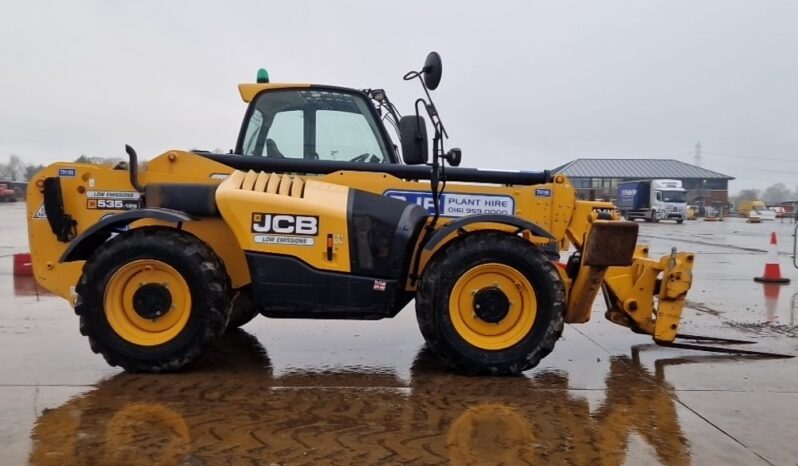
[{"left": 27, "top": 331, "right": 695, "bottom": 465}]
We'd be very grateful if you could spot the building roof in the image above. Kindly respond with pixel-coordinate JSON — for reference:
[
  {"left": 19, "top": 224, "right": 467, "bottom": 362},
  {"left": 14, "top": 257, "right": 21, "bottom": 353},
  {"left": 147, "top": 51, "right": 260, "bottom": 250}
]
[{"left": 552, "top": 159, "right": 734, "bottom": 180}]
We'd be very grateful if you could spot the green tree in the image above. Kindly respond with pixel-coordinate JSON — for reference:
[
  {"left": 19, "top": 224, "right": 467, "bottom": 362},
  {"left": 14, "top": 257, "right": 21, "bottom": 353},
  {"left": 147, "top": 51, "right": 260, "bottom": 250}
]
[
  {"left": 763, "top": 183, "right": 790, "bottom": 205},
  {"left": 75, "top": 155, "right": 123, "bottom": 166},
  {"left": 2, "top": 155, "right": 26, "bottom": 181},
  {"left": 734, "top": 189, "right": 761, "bottom": 202},
  {"left": 24, "top": 164, "right": 45, "bottom": 181}
]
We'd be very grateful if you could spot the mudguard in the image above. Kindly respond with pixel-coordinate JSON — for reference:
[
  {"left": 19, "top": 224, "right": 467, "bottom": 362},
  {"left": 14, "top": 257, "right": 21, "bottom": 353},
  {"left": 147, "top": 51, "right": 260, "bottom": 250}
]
[
  {"left": 59, "top": 208, "right": 194, "bottom": 262},
  {"left": 423, "top": 214, "right": 555, "bottom": 252}
]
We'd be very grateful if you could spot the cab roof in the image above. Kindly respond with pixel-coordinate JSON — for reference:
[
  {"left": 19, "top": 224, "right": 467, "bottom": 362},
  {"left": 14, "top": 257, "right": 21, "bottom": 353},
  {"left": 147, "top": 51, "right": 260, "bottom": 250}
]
[{"left": 238, "top": 83, "right": 310, "bottom": 103}]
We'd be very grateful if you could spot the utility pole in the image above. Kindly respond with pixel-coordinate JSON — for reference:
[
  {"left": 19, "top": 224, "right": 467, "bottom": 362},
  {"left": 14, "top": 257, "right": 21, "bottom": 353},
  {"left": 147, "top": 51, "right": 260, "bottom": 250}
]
[{"left": 694, "top": 141, "right": 702, "bottom": 167}]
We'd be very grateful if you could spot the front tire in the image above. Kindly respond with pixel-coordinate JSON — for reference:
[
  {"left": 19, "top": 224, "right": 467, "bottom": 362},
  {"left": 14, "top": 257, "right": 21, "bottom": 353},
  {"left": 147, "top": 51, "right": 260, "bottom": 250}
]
[
  {"left": 416, "top": 232, "right": 566, "bottom": 375},
  {"left": 75, "top": 228, "right": 232, "bottom": 372}
]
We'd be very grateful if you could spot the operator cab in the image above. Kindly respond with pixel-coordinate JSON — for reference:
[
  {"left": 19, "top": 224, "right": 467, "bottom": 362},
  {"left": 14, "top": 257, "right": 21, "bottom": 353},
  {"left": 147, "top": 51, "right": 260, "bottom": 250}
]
[
  {"left": 236, "top": 86, "right": 399, "bottom": 164},
  {"left": 231, "top": 53, "right": 456, "bottom": 177},
  {"left": 187, "top": 54, "right": 549, "bottom": 193}
]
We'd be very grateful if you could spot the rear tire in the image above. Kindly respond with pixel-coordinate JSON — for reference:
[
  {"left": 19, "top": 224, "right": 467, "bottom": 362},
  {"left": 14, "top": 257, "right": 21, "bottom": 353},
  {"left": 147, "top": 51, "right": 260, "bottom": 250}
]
[
  {"left": 75, "top": 228, "right": 232, "bottom": 372},
  {"left": 416, "top": 232, "right": 566, "bottom": 375}
]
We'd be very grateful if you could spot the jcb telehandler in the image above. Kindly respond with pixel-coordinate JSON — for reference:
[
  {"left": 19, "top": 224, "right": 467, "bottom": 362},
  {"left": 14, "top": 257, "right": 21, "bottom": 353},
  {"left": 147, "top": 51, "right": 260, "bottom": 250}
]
[{"left": 27, "top": 53, "right": 706, "bottom": 375}]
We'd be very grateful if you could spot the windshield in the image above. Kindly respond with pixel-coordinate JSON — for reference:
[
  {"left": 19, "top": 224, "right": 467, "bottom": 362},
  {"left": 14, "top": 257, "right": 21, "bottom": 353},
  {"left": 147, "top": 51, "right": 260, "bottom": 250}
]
[
  {"left": 661, "top": 190, "right": 686, "bottom": 203},
  {"left": 239, "top": 89, "right": 391, "bottom": 163}
]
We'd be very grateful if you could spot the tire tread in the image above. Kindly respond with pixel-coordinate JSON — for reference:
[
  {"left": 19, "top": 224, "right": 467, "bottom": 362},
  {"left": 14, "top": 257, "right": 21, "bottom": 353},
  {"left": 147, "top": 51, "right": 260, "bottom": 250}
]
[
  {"left": 416, "top": 232, "right": 566, "bottom": 375},
  {"left": 74, "top": 227, "right": 231, "bottom": 372}
]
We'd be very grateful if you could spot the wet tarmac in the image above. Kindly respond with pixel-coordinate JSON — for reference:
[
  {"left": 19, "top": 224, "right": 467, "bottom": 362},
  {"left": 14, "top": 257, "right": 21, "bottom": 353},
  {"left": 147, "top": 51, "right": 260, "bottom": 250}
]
[{"left": 1, "top": 202, "right": 797, "bottom": 465}]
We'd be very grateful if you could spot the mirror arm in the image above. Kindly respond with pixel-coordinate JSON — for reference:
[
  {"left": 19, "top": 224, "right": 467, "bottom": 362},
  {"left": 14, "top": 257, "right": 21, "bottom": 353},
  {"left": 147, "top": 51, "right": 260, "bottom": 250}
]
[
  {"left": 407, "top": 70, "right": 448, "bottom": 144},
  {"left": 429, "top": 131, "right": 442, "bottom": 224},
  {"left": 413, "top": 97, "right": 443, "bottom": 220},
  {"left": 415, "top": 99, "right": 447, "bottom": 157},
  {"left": 403, "top": 70, "right": 421, "bottom": 81},
  {"left": 414, "top": 98, "right": 435, "bottom": 149},
  {"left": 418, "top": 78, "right": 448, "bottom": 138},
  {"left": 404, "top": 55, "right": 450, "bottom": 221}
]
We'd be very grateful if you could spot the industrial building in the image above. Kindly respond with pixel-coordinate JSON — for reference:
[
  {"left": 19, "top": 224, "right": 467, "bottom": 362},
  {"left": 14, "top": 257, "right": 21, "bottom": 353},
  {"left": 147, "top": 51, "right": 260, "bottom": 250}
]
[{"left": 552, "top": 159, "right": 734, "bottom": 206}]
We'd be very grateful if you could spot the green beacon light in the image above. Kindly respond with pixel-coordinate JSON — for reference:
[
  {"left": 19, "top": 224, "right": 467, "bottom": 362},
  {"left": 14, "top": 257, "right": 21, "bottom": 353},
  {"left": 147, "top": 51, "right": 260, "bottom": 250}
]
[{"left": 256, "top": 68, "right": 270, "bottom": 84}]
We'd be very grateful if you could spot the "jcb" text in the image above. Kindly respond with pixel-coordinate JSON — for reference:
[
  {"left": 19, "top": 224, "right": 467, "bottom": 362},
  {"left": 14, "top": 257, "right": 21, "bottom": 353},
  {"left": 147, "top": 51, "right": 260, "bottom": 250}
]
[{"left": 251, "top": 213, "right": 319, "bottom": 236}]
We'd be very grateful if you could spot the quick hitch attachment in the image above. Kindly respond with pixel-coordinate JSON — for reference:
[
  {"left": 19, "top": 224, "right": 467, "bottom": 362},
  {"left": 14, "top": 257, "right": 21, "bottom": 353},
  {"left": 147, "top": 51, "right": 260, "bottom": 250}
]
[{"left": 602, "top": 246, "right": 694, "bottom": 343}]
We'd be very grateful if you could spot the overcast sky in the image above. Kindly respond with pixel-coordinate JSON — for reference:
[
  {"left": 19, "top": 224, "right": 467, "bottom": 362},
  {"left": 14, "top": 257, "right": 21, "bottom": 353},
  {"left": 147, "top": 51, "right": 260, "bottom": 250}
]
[{"left": 1, "top": 0, "right": 797, "bottom": 191}]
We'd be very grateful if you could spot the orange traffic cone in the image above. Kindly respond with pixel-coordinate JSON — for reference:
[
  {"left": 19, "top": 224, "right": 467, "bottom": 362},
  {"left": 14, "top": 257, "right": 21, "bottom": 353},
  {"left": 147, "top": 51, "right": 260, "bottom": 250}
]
[
  {"left": 754, "top": 232, "right": 790, "bottom": 284},
  {"left": 763, "top": 283, "right": 781, "bottom": 324}
]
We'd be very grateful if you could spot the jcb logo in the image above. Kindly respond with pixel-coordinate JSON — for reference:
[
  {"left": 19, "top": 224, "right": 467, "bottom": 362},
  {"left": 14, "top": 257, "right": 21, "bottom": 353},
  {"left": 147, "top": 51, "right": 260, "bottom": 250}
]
[{"left": 251, "top": 213, "right": 319, "bottom": 236}]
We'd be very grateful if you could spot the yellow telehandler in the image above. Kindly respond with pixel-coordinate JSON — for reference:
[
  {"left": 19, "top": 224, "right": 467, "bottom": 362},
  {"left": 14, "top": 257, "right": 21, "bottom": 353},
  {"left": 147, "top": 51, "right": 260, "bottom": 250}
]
[{"left": 27, "top": 52, "right": 743, "bottom": 374}]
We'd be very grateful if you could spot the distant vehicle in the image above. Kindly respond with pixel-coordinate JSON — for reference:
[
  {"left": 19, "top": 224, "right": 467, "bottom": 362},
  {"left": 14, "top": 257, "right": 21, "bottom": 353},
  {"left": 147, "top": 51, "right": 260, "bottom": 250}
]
[
  {"left": 617, "top": 179, "right": 686, "bottom": 223},
  {"left": 779, "top": 201, "right": 795, "bottom": 217},
  {"left": 750, "top": 209, "right": 776, "bottom": 221},
  {"left": 768, "top": 206, "right": 786, "bottom": 218},
  {"left": 0, "top": 183, "right": 17, "bottom": 202},
  {"left": 737, "top": 200, "right": 765, "bottom": 216},
  {"left": 685, "top": 205, "right": 698, "bottom": 220}
]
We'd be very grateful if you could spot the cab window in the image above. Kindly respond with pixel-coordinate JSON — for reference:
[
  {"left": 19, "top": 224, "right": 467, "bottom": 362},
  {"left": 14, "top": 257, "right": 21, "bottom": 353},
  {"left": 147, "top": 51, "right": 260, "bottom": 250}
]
[
  {"left": 268, "top": 110, "right": 303, "bottom": 156},
  {"left": 240, "top": 89, "right": 391, "bottom": 163}
]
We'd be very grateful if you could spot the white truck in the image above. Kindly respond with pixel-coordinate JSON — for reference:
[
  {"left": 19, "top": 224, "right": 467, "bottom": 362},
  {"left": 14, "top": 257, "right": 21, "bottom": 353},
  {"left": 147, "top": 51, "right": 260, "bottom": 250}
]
[{"left": 617, "top": 179, "right": 687, "bottom": 223}]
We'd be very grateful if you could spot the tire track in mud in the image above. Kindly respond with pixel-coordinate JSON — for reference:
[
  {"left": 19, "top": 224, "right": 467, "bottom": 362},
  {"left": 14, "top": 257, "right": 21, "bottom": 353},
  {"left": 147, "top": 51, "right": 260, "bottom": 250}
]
[
  {"left": 639, "top": 234, "right": 767, "bottom": 254},
  {"left": 685, "top": 295, "right": 798, "bottom": 337},
  {"left": 723, "top": 322, "right": 798, "bottom": 338}
]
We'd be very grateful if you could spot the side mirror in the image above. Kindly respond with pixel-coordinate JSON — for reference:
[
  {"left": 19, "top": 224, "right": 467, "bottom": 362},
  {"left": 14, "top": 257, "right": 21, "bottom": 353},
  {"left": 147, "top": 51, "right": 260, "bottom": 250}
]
[
  {"left": 399, "top": 115, "right": 429, "bottom": 165},
  {"left": 422, "top": 52, "right": 442, "bottom": 90}
]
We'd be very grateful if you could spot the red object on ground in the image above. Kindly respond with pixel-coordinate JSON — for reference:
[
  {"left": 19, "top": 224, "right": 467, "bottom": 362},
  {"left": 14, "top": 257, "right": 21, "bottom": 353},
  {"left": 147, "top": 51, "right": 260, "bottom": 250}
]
[
  {"left": 13, "top": 253, "right": 33, "bottom": 276},
  {"left": 754, "top": 232, "right": 790, "bottom": 284}
]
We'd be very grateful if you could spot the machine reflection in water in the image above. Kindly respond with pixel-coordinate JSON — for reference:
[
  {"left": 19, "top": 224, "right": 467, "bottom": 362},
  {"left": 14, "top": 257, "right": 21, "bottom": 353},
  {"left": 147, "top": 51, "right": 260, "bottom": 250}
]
[
  {"left": 30, "top": 331, "right": 694, "bottom": 465},
  {"left": 13, "top": 275, "right": 53, "bottom": 299}
]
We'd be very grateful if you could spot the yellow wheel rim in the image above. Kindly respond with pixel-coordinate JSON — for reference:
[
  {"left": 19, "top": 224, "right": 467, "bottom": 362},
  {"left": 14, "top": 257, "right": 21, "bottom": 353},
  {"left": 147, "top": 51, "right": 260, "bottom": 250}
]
[
  {"left": 104, "top": 259, "right": 191, "bottom": 346},
  {"left": 449, "top": 263, "right": 537, "bottom": 351},
  {"left": 446, "top": 403, "right": 534, "bottom": 464},
  {"left": 104, "top": 402, "right": 191, "bottom": 465}
]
